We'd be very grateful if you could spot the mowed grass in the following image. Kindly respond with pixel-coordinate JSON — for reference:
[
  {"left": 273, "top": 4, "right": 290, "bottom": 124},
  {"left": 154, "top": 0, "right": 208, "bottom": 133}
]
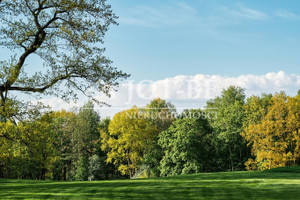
[{"left": 1, "top": 169, "right": 300, "bottom": 200}]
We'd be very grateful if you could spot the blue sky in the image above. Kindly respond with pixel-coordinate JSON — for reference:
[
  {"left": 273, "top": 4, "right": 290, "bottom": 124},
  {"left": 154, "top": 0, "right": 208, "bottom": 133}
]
[
  {"left": 1, "top": 0, "right": 300, "bottom": 115},
  {"left": 103, "top": 0, "right": 300, "bottom": 81}
]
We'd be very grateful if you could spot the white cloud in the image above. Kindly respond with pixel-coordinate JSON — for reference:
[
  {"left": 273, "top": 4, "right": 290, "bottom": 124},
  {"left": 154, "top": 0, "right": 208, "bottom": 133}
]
[
  {"left": 37, "top": 71, "right": 300, "bottom": 117},
  {"left": 220, "top": 6, "right": 268, "bottom": 20},
  {"left": 119, "top": 2, "right": 198, "bottom": 27},
  {"left": 36, "top": 98, "right": 82, "bottom": 111},
  {"left": 117, "top": 3, "right": 270, "bottom": 29},
  {"left": 276, "top": 10, "right": 300, "bottom": 20}
]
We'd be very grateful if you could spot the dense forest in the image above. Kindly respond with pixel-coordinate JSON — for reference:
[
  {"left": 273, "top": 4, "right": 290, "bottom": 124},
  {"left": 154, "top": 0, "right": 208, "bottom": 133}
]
[{"left": 1, "top": 86, "right": 299, "bottom": 180}]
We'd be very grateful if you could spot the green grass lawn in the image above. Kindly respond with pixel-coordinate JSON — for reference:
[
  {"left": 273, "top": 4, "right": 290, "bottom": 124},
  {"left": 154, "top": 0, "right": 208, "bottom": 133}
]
[{"left": 1, "top": 169, "right": 300, "bottom": 200}]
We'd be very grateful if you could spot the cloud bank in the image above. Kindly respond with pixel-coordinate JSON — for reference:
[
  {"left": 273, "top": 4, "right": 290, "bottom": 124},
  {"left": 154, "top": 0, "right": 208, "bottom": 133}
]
[{"left": 39, "top": 71, "right": 300, "bottom": 117}]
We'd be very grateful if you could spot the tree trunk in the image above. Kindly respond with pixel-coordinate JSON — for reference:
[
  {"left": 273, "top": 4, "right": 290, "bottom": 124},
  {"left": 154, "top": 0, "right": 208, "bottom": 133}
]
[
  {"left": 62, "top": 167, "right": 67, "bottom": 181},
  {"left": 228, "top": 143, "right": 234, "bottom": 171}
]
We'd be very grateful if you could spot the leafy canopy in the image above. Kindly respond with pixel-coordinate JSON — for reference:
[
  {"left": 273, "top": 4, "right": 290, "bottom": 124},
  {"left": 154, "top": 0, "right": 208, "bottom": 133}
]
[
  {"left": 242, "top": 93, "right": 300, "bottom": 170},
  {"left": 0, "top": 0, "right": 129, "bottom": 117},
  {"left": 158, "top": 113, "right": 212, "bottom": 177},
  {"left": 101, "top": 107, "right": 157, "bottom": 177}
]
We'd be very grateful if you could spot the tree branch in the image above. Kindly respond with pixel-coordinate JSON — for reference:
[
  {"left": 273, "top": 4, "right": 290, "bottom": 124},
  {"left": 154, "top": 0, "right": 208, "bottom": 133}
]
[
  {"left": 0, "top": 74, "right": 83, "bottom": 93},
  {"left": 2, "top": 6, "right": 64, "bottom": 90}
]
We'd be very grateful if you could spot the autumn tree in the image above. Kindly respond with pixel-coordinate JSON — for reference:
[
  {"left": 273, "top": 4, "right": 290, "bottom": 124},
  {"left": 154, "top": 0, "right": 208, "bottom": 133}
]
[
  {"left": 286, "top": 94, "right": 300, "bottom": 165},
  {"left": 243, "top": 93, "right": 300, "bottom": 170},
  {"left": 101, "top": 107, "right": 157, "bottom": 177},
  {"left": 0, "top": 0, "right": 129, "bottom": 119}
]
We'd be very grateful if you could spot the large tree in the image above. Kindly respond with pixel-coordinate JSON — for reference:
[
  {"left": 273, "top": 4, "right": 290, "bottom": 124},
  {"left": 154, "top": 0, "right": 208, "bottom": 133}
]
[
  {"left": 142, "top": 98, "right": 176, "bottom": 177},
  {"left": 101, "top": 107, "right": 157, "bottom": 177},
  {"left": 72, "top": 102, "right": 102, "bottom": 181},
  {"left": 158, "top": 112, "right": 212, "bottom": 177},
  {"left": 0, "top": 0, "right": 128, "bottom": 118},
  {"left": 0, "top": 111, "right": 58, "bottom": 180},
  {"left": 206, "top": 86, "right": 249, "bottom": 171},
  {"left": 242, "top": 93, "right": 300, "bottom": 170}
]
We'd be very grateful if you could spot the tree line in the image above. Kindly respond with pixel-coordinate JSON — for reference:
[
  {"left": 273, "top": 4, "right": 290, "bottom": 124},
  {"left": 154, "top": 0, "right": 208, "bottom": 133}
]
[{"left": 0, "top": 86, "right": 300, "bottom": 180}]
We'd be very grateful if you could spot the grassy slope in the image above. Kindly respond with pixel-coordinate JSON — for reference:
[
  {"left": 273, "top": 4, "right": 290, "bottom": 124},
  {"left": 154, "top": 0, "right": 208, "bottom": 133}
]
[{"left": 0, "top": 170, "right": 300, "bottom": 200}]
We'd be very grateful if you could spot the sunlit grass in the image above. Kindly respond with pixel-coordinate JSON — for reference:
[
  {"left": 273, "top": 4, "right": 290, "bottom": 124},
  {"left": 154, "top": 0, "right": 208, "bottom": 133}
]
[{"left": 1, "top": 169, "right": 300, "bottom": 199}]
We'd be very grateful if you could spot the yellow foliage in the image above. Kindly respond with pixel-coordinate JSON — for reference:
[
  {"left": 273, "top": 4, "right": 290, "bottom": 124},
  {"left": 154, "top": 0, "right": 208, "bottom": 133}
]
[
  {"left": 100, "top": 107, "right": 157, "bottom": 177},
  {"left": 243, "top": 93, "right": 300, "bottom": 170}
]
